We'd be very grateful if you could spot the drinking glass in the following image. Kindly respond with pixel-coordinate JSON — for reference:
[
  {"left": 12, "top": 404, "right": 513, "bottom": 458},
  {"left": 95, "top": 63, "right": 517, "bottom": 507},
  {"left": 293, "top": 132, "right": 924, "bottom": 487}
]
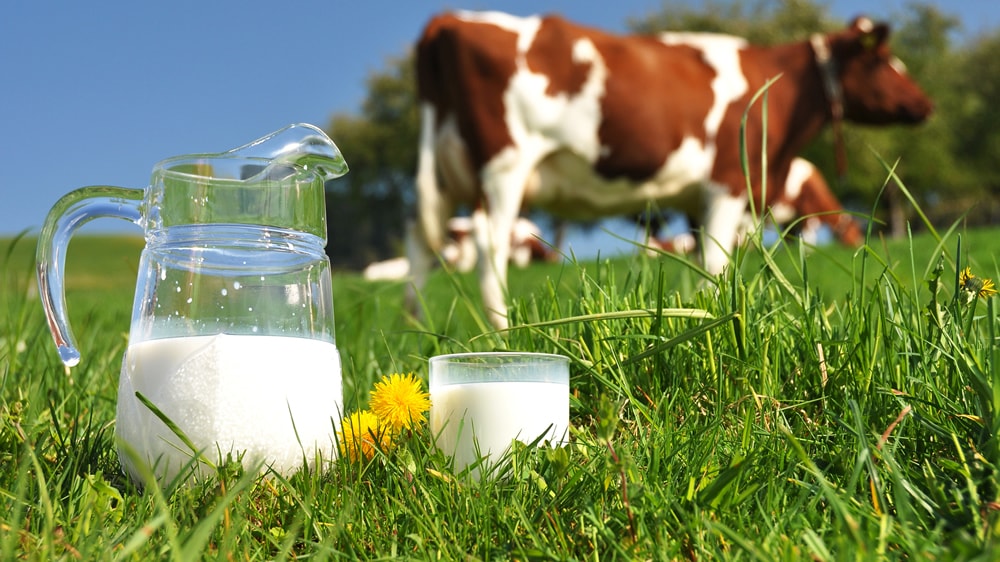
[{"left": 429, "top": 352, "right": 569, "bottom": 477}]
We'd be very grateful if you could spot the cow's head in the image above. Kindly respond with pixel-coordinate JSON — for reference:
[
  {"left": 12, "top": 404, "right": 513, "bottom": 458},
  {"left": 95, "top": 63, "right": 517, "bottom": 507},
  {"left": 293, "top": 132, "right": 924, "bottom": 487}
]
[{"left": 828, "top": 17, "right": 933, "bottom": 125}]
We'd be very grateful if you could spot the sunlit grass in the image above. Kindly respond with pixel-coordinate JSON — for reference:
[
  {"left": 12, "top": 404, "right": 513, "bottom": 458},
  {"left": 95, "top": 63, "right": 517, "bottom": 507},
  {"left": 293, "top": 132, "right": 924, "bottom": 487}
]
[{"left": 2, "top": 210, "right": 999, "bottom": 558}]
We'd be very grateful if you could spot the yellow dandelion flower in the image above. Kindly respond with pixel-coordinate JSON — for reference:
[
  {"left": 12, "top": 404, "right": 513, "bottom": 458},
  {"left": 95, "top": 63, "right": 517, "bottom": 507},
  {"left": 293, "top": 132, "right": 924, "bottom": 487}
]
[
  {"left": 982, "top": 278, "right": 998, "bottom": 298},
  {"left": 960, "top": 267, "right": 998, "bottom": 300},
  {"left": 960, "top": 267, "right": 974, "bottom": 286},
  {"left": 337, "top": 410, "right": 390, "bottom": 462},
  {"left": 369, "top": 373, "right": 430, "bottom": 432}
]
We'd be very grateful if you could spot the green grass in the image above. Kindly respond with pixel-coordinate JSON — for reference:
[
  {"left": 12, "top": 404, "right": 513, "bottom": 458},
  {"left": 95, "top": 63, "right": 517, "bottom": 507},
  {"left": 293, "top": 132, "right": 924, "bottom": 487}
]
[{"left": 2, "top": 215, "right": 1000, "bottom": 560}]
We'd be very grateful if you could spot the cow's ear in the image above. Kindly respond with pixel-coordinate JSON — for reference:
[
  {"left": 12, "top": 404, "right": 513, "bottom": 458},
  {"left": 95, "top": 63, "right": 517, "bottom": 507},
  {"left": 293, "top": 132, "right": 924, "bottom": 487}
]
[
  {"left": 871, "top": 23, "right": 890, "bottom": 47},
  {"left": 859, "top": 23, "right": 890, "bottom": 52},
  {"left": 850, "top": 17, "right": 889, "bottom": 51}
]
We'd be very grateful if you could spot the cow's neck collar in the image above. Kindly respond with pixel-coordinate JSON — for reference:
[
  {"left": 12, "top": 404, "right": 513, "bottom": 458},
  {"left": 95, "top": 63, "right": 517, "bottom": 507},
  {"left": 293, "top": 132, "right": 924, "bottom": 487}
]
[{"left": 811, "top": 33, "right": 847, "bottom": 177}]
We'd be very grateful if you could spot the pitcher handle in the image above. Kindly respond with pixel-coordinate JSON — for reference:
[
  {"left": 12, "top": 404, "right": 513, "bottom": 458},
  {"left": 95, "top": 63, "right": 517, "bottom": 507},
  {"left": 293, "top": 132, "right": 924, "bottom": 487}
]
[{"left": 36, "top": 186, "right": 144, "bottom": 367}]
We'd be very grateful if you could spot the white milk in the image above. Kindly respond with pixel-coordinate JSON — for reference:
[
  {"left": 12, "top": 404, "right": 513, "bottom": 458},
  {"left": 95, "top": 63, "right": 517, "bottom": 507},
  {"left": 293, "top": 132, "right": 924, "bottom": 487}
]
[
  {"left": 116, "top": 334, "right": 342, "bottom": 484},
  {"left": 430, "top": 380, "right": 569, "bottom": 475}
]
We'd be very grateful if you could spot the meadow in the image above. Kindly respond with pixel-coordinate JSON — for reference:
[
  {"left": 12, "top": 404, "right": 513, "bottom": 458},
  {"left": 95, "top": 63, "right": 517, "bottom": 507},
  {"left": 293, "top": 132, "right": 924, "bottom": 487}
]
[{"left": 1, "top": 214, "right": 999, "bottom": 560}]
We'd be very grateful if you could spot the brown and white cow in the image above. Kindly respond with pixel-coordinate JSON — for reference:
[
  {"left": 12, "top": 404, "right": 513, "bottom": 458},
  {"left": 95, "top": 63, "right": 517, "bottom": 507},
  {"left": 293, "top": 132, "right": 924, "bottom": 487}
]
[
  {"left": 412, "top": 11, "right": 932, "bottom": 329},
  {"left": 645, "top": 157, "right": 864, "bottom": 253}
]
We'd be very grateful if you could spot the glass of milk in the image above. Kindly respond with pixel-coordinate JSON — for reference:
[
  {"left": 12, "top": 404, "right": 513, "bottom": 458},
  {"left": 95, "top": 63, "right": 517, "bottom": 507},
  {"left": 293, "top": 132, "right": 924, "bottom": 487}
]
[
  {"left": 36, "top": 124, "right": 350, "bottom": 486},
  {"left": 429, "top": 352, "right": 570, "bottom": 478}
]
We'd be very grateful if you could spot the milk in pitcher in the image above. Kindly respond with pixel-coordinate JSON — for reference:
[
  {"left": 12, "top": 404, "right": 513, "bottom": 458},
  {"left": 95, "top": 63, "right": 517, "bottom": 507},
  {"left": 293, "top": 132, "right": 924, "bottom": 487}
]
[{"left": 116, "top": 333, "right": 342, "bottom": 483}]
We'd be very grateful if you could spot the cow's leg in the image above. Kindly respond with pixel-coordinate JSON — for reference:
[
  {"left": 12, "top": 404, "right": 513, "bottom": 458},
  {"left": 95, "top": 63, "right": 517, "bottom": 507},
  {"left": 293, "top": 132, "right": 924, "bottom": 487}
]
[
  {"left": 799, "top": 217, "right": 822, "bottom": 246},
  {"left": 473, "top": 205, "right": 515, "bottom": 330},
  {"left": 415, "top": 103, "right": 450, "bottom": 254},
  {"left": 699, "top": 188, "right": 749, "bottom": 275},
  {"left": 407, "top": 103, "right": 452, "bottom": 320},
  {"left": 734, "top": 212, "right": 758, "bottom": 246},
  {"left": 475, "top": 161, "right": 529, "bottom": 330}
]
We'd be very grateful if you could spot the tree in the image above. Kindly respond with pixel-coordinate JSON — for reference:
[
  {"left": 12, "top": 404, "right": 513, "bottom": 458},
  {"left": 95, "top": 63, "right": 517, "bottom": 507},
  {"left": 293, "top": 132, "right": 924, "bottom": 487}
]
[
  {"left": 952, "top": 31, "right": 1000, "bottom": 192},
  {"left": 323, "top": 54, "right": 419, "bottom": 268},
  {"left": 630, "top": 0, "right": 828, "bottom": 44}
]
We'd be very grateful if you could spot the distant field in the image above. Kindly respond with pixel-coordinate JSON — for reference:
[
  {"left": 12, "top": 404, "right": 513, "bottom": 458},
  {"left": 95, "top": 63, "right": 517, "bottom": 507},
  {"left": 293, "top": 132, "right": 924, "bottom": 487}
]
[
  {"left": 6, "top": 225, "right": 999, "bottom": 350},
  {"left": 7, "top": 224, "right": 997, "bottom": 291}
]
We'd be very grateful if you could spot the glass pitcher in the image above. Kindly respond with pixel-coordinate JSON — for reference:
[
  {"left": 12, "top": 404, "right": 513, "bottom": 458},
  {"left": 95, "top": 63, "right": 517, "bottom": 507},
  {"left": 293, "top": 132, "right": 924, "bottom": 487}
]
[{"left": 37, "top": 123, "right": 349, "bottom": 486}]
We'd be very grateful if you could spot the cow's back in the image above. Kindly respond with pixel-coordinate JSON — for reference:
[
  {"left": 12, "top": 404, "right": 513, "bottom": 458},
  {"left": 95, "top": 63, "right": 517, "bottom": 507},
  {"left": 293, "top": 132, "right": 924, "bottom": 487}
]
[{"left": 417, "top": 12, "right": 734, "bottom": 216}]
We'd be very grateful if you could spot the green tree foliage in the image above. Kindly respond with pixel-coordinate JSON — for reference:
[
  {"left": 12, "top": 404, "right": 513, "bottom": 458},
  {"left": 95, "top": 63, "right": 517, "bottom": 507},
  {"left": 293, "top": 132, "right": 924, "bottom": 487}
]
[
  {"left": 324, "top": 55, "right": 419, "bottom": 268},
  {"left": 324, "top": 0, "right": 999, "bottom": 267},
  {"left": 951, "top": 31, "right": 1000, "bottom": 193},
  {"left": 629, "top": 0, "right": 827, "bottom": 44}
]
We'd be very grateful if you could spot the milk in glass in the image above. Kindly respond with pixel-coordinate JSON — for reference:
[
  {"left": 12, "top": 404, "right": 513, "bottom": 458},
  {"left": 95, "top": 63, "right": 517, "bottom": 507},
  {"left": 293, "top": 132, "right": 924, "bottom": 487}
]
[{"left": 429, "top": 352, "right": 570, "bottom": 478}]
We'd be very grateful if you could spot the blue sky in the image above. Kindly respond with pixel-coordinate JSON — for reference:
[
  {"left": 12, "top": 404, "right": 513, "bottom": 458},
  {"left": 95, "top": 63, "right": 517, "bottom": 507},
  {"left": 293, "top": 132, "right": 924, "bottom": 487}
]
[{"left": 2, "top": 1, "right": 997, "bottom": 257}]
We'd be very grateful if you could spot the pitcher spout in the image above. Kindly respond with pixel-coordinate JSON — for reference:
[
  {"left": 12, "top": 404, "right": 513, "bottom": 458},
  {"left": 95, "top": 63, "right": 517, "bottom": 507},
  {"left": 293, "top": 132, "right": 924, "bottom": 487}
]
[
  {"left": 146, "top": 123, "right": 350, "bottom": 240},
  {"left": 226, "top": 123, "right": 349, "bottom": 182}
]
